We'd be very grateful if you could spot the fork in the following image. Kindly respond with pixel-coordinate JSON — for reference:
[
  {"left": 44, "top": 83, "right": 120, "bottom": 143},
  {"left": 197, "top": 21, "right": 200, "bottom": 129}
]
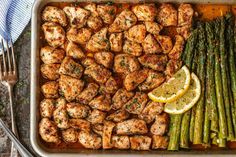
[{"left": 0, "top": 38, "right": 19, "bottom": 157}]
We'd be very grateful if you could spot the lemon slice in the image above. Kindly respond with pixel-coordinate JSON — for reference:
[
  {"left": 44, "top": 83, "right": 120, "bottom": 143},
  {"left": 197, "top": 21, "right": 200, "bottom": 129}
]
[
  {"left": 148, "top": 65, "right": 191, "bottom": 103},
  {"left": 164, "top": 73, "right": 201, "bottom": 114}
]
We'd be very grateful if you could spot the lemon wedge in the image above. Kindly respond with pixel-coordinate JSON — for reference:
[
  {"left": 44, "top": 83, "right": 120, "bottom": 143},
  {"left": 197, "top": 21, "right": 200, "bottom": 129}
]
[
  {"left": 148, "top": 65, "right": 191, "bottom": 103},
  {"left": 164, "top": 73, "right": 201, "bottom": 114}
]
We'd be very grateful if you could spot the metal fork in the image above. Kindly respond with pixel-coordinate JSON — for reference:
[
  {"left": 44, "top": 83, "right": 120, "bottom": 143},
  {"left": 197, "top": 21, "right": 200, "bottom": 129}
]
[{"left": 0, "top": 38, "right": 19, "bottom": 157}]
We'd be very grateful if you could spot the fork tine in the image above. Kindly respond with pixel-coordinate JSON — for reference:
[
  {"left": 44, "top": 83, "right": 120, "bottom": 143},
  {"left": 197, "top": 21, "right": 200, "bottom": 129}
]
[
  {"left": 5, "top": 39, "right": 12, "bottom": 73},
  {"left": 1, "top": 39, "right": 7, "bottom": 74},
  {"left": 10, "top": 39, "right": 16, "bottom": 74}
]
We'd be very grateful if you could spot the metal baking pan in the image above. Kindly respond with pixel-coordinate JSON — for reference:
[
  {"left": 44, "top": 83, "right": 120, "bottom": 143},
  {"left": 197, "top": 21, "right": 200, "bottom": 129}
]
[{"left": 30, "top": 0, "right": 236, "bottom": 156}]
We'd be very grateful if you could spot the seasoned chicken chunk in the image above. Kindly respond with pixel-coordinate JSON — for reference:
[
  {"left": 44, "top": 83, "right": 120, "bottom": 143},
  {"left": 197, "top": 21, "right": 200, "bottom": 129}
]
[
  {"left": 145, "top": 22, "right": 163, "bottom": 35},
  {"left": 81, "top": 57, "right": 96, "bottom": 67},
  {"left": 116, "top": 119, "right": 148, "bottom": 135},
  {"left": 42, "top": 22, "right": 65, "bottom": 48},
  {"left": 39, "top": 118, "right": 60, "bottom": 143},
  {"left": 69, "top": 119, "right": 91, "bottom": 131},
  {"left": 138, "top": 101, "right": 164, "bottom": 124},
  {"left": 112, "top": 136, "right": 130, "bottom": 149},
  {"left": 92, "top": 124, "right": 104, "bottom": 136},
  {"left": 62, "top": 128, "right": 78, "bottom": 143},
  {"left": 130, "top": 136, "right": 151, "bottom": 150},
  {"left": 132, "top": 4, "right": 157, "bottom": 21},
  {"left": 138, "top": 54, "right": 168, "bottom": 71},
  {"left": 66, "top": 103, "right": 90, "bottom": 119},
  {"left": 112, "top": 88, "right": 134, "bottom": 110},
  {"left": 125, "top": 24, "right": 146, "bottom": 43},
  {"left": 123, "top": 40, "right": 142, "bottom": 57},
  {"left": 165, "top": 59, "right": 182, "bottom": 77},
  {"left": 77, "top": 83, "right": 99, "bottom": 104},
  {"left": 78, "top": 131, "right": 102, "bottom": 149},
  {"left": 138, "top": 70, "right": 165, "bottom": 91},
  {"left": 97, "top": 4, "right": 117, "bottom": 24},
  {"left": 84, "top": 3, "right": 98, "bottom": 16},
  {"left": 155, "top": 35, "right": 173, "bottom": 54},
  {"left": 41, "top": 81, "right": 59, "bottom": 98},
  {"left": 40, "top": 99, "right": 55, "bottom": 118},
  {"left": 87, "top": 14, "right": 103, "bottom": 31},
  {"left": 63, "top": 6, "right": 90, "bottom": 27},
  {"left": 87, "top": 109, "right": 106, "bottom": 124},
  {"left": 89, "top": 94, "right": 111, "bottom": 111},
  {"left": 123, "top": 69, "right": 148, "bottom": 91},
  {"left": 106, "top": 109, "right": 129, "bottom": 122},
  {"left": 176, "top": 25, "right": 191, "bottom": 39},
  {"left": 109, "top": 33, "right": 123, "bottom": 52},
  {"left": 109, "top": 10, "right": 137, "bottom": 33},
  {"left": 42, "top": 6, "right": 67, "bottom": 27},
  {"left": 150, "top": 113, "right": 169, "bottom": 135},
  {"left": 53, "top": 102, "right": 69, "bottom": 129},
  {"left": 125, "top": 92, "right": 148, "bottom": 114},
  {"left": 114, "top": 54, "right": 140, "bottom": 75},
  {"left": 94, "top": 51, "right": 114, "bottom": 68},
  {"left": 157, "top": 4, "right": 177, "bottom": 26},
  {"left": 65, "top": 41, "right": 85, "bottom": 59},
  {"left": 168, "top": 35, "right": 185, "bottom": 60},
  {"left": 67, "top": 27, "right": 92, "bottom": 45},
  {"left": 59, "top": 57, "right": 84, "bottom": 79},
  {"left": 59, "top": 75, "right": 84, "bottom": 102},
  {"left": 103, "top": 121, "right": 116, "bottom": 149},
  {"left": 178, "top": 4, "right": 194, "bottom": 26},
  {"left": 86, "top": 27, "right": 110, "bottom": 52},
  {"left": 41, "top": 64, "right": 60, "bottom": 80},
  {"left": 142, "top": 34, "right": 162, "bottom": 54},
  {"left": 152, "top": 135, "right": 169, "bottom": 149},
  {"left": 100, "top": 76, "right": 118, "bottom": 94},
  {"left": 55, "top": 97, "right": 67, "bottom": 107},
  {"left": 40, "top": 46, "right": 65, "bottom": 64}
]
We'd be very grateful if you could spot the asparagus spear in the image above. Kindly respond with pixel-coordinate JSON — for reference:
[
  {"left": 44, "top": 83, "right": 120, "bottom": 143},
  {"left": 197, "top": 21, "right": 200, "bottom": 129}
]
[
  {"left": 168, "top": 114, "right": 182, "bottom": 150},
  {"left": 180, "top": 110, "right": 191, "bottom": 148}
]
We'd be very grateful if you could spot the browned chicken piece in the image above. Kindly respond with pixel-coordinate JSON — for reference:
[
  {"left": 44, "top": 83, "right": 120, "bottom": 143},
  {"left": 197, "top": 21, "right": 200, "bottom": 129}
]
[
  {"left": 55, "top": 97, "right": 67, "bottom": 107},
  {"left": 89, "top": 94, "right": 111, "bottom": 111},
  {"left": 125, "top": 24, "right": 146, "bottom": 43},
  {"left": 87, "top": 14, "right": 103, "bottom": 31},
  {"left": 138, "top": 70, "right": 165, "bottom": 91},
  {"left": 97, "top": 4, "right": 117, "bottom": 24},
  {"left": 114, "top": 54, "right": 140, "bottom": 75},
  {"left": 145, "top": 22, "right": 163, "bottom": 35},
  {"left": 86, "top": 27, "right": 110, "bottom": 52},
  {"left": 152, "top": 135, "right": 169, "bottom": 149},
  {"left": 123, "top": 40, "right": 142, "bottom": 57},
  {"left": 66, "top": 103, "right": 91, "bottom": 119},
  {"left": 62, "top": 128, "right": 78, "bottom": 143},
  {"left": 150, "top": 113, "right": 169, "bottom": 136},
  {"left": 168, "top": 35, "right": 185, "bottom": 60},
  {"left": 63, "top": 6, "right": 90, "bottom": 27},
  {"left": 100, "top": 76, "right": 118, "bottom": 94},
  {"left": 116, "top": 119, "right": 148, "bottom": 135},
  {"left": 142, "top": 34, "right": 162, "bottom": 54},
  {"left": 42, "top": 6, "right": 67, "bottom": 27},
  {"left": 78, "top": 131, "right": 102, "bottom": 149},
  {"left": 132, "top": 4, "right": 157, "bottom": 22},
  {"left": 67, "top": 27, "right": 92, "bottom": 45},
  {"left": 59, "top": 75, "right": 84, "bottom": 102},
  {"left": 69, "top": 119, "right": 91, "bottom": 131},
  {"left": 65, "top": 41, "right": 85, "bottom": 59},
  {"left": 81, "top": 57, "right": 96, "bottom": 67},
  {"left": 59, "top": 57, "right": 84, "bottom": 79},
  {"left": 109, "top": 10, "right": 137, "bottom": 33},
  {"left": 42, "top": 22, "right": 65, "bottom": 48},
  {"left": 94, "top": 51, "right": 114, "bottom": 68},
  {"left": 103, "top": 121, "right": 116, "bottom": 149},
  {"left": 178, "top": 4, "right": 194, "bottom": 26},
  {"left": 92, "top": 124, "right": 104, "bottom": 136},
  {"left": 157, "top": 4, "right": 177, "bottom": 26},
  {"left": 40, "top": 99, "right": 55, "bottom": 118},
  {"left": 39, "top": 118, "right": 60, "bottom": 143},
  {"left": 138, "top": 101, "right": 164, "bottom": 124},
  {"left": 87, "top": 109, "right": 106, "bottom": 124},
  {"left": 165, "top": 59, "right": 182, "bottom": 77},
  {"left": 155, "top": 35, "right": 173, "bottom": 54},
  {"left": 109, "top": 33, "right": 123, "bottom": 52},
  {"left": 53, "top": 102, "right": 69, "bottom": 129},
  {"left": 41, "top": 64, "right": 60, "bottom": 80},
  {"left": 112, "top": 136, "right": 130, "bottom": 149},
  {"left": 130, "top": 136, "right": 152, "bottom": 150},
  {"left": 124, "top": 92, "right": 148, "bottom": 114},
  {"left": 77, "top": 83, "right": 99, "bottom": 104},
  {"left": 123, "top": 69, "right": 149, "bottom": 91},
  {"left": 106, "top": 109, "right": 129, "bottom": 122},
  {"left": 138, "top": 54, "right": 168, "bottom": 71},
  {"left": 41, "top": 81, "right": 59, "bottom": 99},
  {"left": 84, "top": 3, "right": 98, "bottom": 16},
  {"left": 111, "top": 88, "right": 134, "bottom": 110},
  {"left": 176, "top": 25, "right": 191, "bottom": 39},
  {"left": 40, "top": 46, "right": 65, "bottom": 64}
]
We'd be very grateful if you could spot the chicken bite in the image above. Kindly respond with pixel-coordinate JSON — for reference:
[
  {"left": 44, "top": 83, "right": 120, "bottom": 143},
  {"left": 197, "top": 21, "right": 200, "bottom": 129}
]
[
  {"left": 176, "top": 25, "right": 191, "bottom": 39},
  {"left": 178, "top": 4, "right": 194, "bottom": 26},
  {"left": 53, "top": 102, "right": 69, "bottom": 129},
  {"left": 77, "top": 83, "right": 99, "bottom": 104},
  {"left": 78, "top": 131, "right": 102, "bottom": 149},
  {"left": 116, "top": 119, "right": 148, "bottom": 135},
  {"left": 87, "top": 14, "right": 103, "bottom": 31},
  {"left": 41, "top": 81, "right": 59, "bottom": 99},
  {"left": 112, "top": 88, "right": 134, "bottom": 110},
  {"left": 112, "top": 136, "right": 130, "bottom": 149},
  {"left": 106, "top": 109, "right": 130, "bottom": 122},
  {"left": 165, "top": 59, "right": 182, "bottom": 77},
  {"left": 94, "top": 51, "right": 114, "bottom": 68},
  {"left": 145, "top": 22, "right": 163, "bottom": 35},
  {"left": 87, "top": 109, "right": 106, "bottom": 124},
  {"left": 100, "top": 76, "right": 118, "bottom": 94},
  {"left": 65, "top": 41, "right": 85, "bottom": 59},
  {"left": 125, "top": 24, "right": 146, "bottom": 43},
  {"left": 92, "top": 124, "right": 104, "bottom": 136},
  {"left": 66, "top": 103, "right": 90, "bottom": 119},
  {"left": 40, "top": 99, "right": 55, "bottom": 118},
  {"left": 97, "top": 4, "right": 117, "bottom": 24},
  {"left": 157, "top": 4, "right": 177, "bottom": 26},
  {"left": 41, "top": 64, "right": 60, "bottom": 80},
  {"left": 62, "top": 128, "right": 78, "bottom": 143},
  {"left": 123, "top": 40, "right": 142, "bottom": 57},
  {"left": 109, "top": 33, "right": 123, "bottom": 52},
  {"left": 89, "top": 94, "right": 111, "bottom": 111},
  {"left": 132, "top": 4, "right": 157, "bottom": 21},
  {"left": 67, "top": 27, "right": 92, "bottom": 45},
  {"left": 155, "top": 35, "right": 173, "bottom": 54},
  {"left": 84, "top": 3, "right": 98, "bottom": 16},
  {"left": 69, "top": 119, "right": 91, "bottom": 131},
  {"left": 103, "top": 121, "right": 116, "bottom": 149},
  {"left": 142, "top": 34, "right": 162, "bottom": 54},
  {"left": 168, "top": 35, "right": 185, "bottom": 60},
  {"left": 130, "top": 136, "right": 152, "bottom": 150},
  {"left": 152, "top": 135, "right": 169, "bottom": 149},
  {"left": 138, "top": 54, "right": 168, "bottom": 71},
  {"left": 150, "top": 113, "right": 169, "bottom": 136},
  {"left": 40, "top": 46, "right": 65, "bottom": 64}
]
